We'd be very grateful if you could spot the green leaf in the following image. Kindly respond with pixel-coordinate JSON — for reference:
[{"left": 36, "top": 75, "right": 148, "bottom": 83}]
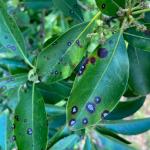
[
  {"left": 105, "top": 96, "right": 145, "bottom": 120},
  {"left": 36, "top": 21, "right": 95, "bottom": 83},
  {"left": 0, "top": 0, "right": 33, "bottom": 67},
  {"left": 94, "top": 130, "right": 134, "bottom": 150},
  {"left": 67, "top": 33, "right": 129, "bottom": 130},
  {"left": 95, "top": 0, "right": 125, "bottom": 16},
  {"left": 0, "top": 110, "right": 15, "bottom": 150},
  {"left": 83, "top": 136, "right": 97, "bottom": 150},
  {"left": 124, "top": 28, "right": 150, "bottom": 51},
  {"left": 101, "top": 118, "right": 150, "bottom": 135},
  {"left": 22, "top": 0, "right": 53, "bottom": 10},
  {"left": 14, "top": 84, "right": 48, "bottom": 150},
  {"left": 0, "top": 58, "right": 29, "bottom": 74},
  {"left": 128, "top": 45, "right": 150, "bottom": 95},
  {"left": 0, "top": 73, "right": 28, "bottom": 93},
  {"left": 37, "top": 81, "right": 72, "bottom": 104},
  {"left": 46, "top": 105, "right": 65, "bottom": 116},
  {"left": 49, "top": 134, "right": 80, "bottom": 150},
  {"left": 47, "top": 126, "right": 71, "bottom": 149},
  {"left": 53, "top": 0, "right": 83, "bottom": 22},
  {"left": 96, "top": 127, "right": 131, "bottom": 144}
]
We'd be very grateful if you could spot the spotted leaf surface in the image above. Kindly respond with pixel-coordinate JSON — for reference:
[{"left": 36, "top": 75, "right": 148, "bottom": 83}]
[
  {"left": 0, "top": 110, "right": 15, "bottom": 150},
  {"left": 0, "top": 73, "right": 28, "bottom": 93},
  {"left": 95, "top": 0, "right": 125, "bottom": 16},
  {"left": 128, "top": 45, "right": 150, "bottom": 95},
  {"left": 0, "top": 0, "right": 27, "bottom": 58},
  {"left": 67, "top": 33, "right": 129, "bottom": 130},
  {"left": 124, "top": 28, "right": 150, "bottom": 52},
  {"left": 53, "top": 0, "right": 83, "bottom": 22},
  {"left": 14, "top": 84, "right": 48, "bottom": 150},
  {"left": 36, "top": 22, "right": 92, "bottom": 83}
]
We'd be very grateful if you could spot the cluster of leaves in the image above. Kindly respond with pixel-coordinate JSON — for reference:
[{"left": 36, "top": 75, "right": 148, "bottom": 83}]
[{"left": 0, "top": 0, "right": 150, "bottom": 149}]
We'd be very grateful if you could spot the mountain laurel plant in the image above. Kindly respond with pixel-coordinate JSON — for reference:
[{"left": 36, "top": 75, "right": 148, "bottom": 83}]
[{"left": 0, "top": 0, "right": 150, "bottom": 149}]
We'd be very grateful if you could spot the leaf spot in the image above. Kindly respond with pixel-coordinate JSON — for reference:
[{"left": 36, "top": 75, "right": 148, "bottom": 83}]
[
  {"left": 86, "top": 102, "right": 96, "bottom": 113},
  {"left": 101, "top": 3, "right": 106, "bottom": 9},
  {"left": 97, "top": 48, "right": 108, "bottom": 58},
  {"left": 101, "top": 110, "right": 109, "bottom": 119},
  {"left": 69, "top": 119, "right": 76, "bottom": 126},
  {"left": 94, "top": 96, "right": 101, "bottom": 104},
  {"left": 82, "top": 118, "right": 88, "bottom": 125},
  {"left": 27, "top": 128, "right": 33, "bottom": 135},
  {"left": 71, "top": 106, "right": 78, "bottom": 114}
]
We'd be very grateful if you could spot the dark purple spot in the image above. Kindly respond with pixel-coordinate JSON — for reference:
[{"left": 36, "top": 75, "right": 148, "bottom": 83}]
[
  {"left": 11, "top": 135, "right": 16, "bottom": 141},
  {"left": 101, "top": 3, "right": 106, "bottom": 9},
  {"left": 86, "top": 102, "right": 96, "bottom": 113},
  {"left": 90, "top": 57, "right": 96, "bottom": 64},
  {"left": 55, "top": 71, "right": 58, "bottom": 75},
  {"left": 76, "top": 40, "right": 82, "bottom": 47},
  {"left": 67, "top": 41, "right": 72, "bottom": 46},
  {"left": 7, "top": 45, "right": 16, "bottom": 51},
  {"left": 27, "top": 128, "right": 32, "bottom": 135},
  {"left": 69, "top": 119, "right": 76, "bottom": 126},
  {"left": 71, "top": 106, "right": 78, "bottom": 114},
  {"left": 97, "top": 48, "right": 108, "bottom": 58},
  {"left": 94, "top": 96, "right": 101, "bottom": 104},
  {"left": 14, "top": 115, "right": 19, "bottom": 121},
  {"left": 101, "top": 110, "right": 109, "bottom": 119},
  {"left": 83, "top": 58, "right": 89, "bottom": 65},
  {"left": 144, "top": 30, "right": 150, "bottom": 36},
  {"left": 11, "top": 124, "right": 15, "bottom": 130},
  {"left": 77, "top": 70, "right": 83, "bottom": 76},
  {"left": 82, "top": 118, "right": 88, "bottom": 125}
]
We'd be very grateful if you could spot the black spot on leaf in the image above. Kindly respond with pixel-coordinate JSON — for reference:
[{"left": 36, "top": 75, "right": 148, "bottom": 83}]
[
  {"left": 27, "top": 128, "right": 33, "bottom": 135},
  {"left": 71, "top": 106, "right": 78, "bottom": 114},
  {"left": 11, "top": 135, "right": 16, "bottom": 141},
  {"left": 69, "top": 119, "right": 76, "bottom": 126},
  {"left": 90, "top": 57, "right": 96, "bottom": 64},
  {"left": 101, "top": 3, "right": 106, "bottom": 9},
  {"left": 67, "top": 41, "right": 72, "bottom": 46},
  {"left": 97, "top": 48, "right": 108, "bottom": 58},
  {"left": 86, "top": 102, "right": 96, "bottom": 113},
  {"left": 101, "top": 110, "right": 109, "bottom": 119},
  {"left": 14, "top": 115, "right": 19, "bottom": 121},
  {"left": 94, "top": 96, "right": 101, "bottom": 104},
  {"left": 82, "top": 118, "right": 88, "bottom": 125}
]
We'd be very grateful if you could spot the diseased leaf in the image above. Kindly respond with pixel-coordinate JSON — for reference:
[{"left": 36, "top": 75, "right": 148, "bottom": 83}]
[
  {"left": 101, "top": 118, "right": 150, "bottom": 135},
  {"left": 49, "top": 134, "right": 80, "bottom": 150},
  {"left": 67, "top": 33, "right": 129, "bottom": 130},
  {"left": 0, "top": 73, "right": 28, "bottom": 93},
  {"left": 0, "top": 110, "right": 15, "bottom": 150},
  {"left": 0, "top": 0, "right": 27, "bottom": 59},
  {"left": 124, "top": 28, "right": 150, "bottom": 51},
  {"left": 14, "top": 84, "right": 48, "bottom": 150},
  {"left": 105, "top": 96, "right": 145, "bottom": 120},
  {"left": 36, "top": 21, "right": 95, "bottom": 83},
  {"left": 128, "top": 45, "right": 150, "bottom": 95},
  {"left": 95, "top": 0, "right": 125, "bottom": 16},
  {"left": 53, "top": 0, "right": 83, "bottom": 22}
]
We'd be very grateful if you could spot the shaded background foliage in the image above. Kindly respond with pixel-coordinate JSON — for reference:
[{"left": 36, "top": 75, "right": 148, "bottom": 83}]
[{"left": 0, "top": 0, "right": 150, "bottom": 150}]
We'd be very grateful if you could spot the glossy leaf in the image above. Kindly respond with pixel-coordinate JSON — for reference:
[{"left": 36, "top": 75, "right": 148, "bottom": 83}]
[
  {"left": 124, "top": 28, "right": 150, "bottom": 51},
  {"left": 101, "top": 118, "right": 150, "bottom": 135},
  {"left": 67, "top": 33, "right": 129, "bottom": 130},
  {"left": 128, "top": 45, "right": 150, "bottom": 95},
  {"left": 95, "top": 0, "right": 125, "bottom": 16},
  {"left": 14, "top": 84, "right": 48, "bottom": 150},
  {"left": 37, "top": 81, "right": 72, "bottom": 104},
  {"left": 0, "top": 73, "right": 28, "bottom": 93},
  {"left": 94, "top": 130, "right": 134, "bottom": 150},
  {"left": 49, "top": 134, "right": 80, "bottom": 150},
  {"left": 96, "top": 127, "right": 131, "bottom": 144},
  {"left": 22, "top": 0, "right": 53, "bottom": 10},
  {"left": 0, "top": 58, "right": 28, "bottom": 74},
  {"left": 0, "top": 0, "right": 27, "bottom": 59},
  {"left": 36, "top": 21, "right": 94, "bottom": 83},
  {"left": 105, "top": 96, "right": 145, "bottom": 120},
  {"left": 0, "top": 110, "right": 15, "bottom": 150},
  {"left": 53, "top": 0, "right": 83, "bottom": 22}
]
